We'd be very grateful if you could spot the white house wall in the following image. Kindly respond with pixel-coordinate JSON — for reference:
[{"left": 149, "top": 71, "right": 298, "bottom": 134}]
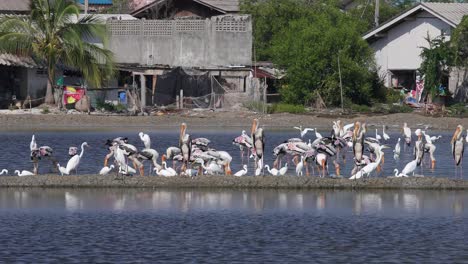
[{"left": 370, "top": 11, "right": 452, "bottom": 86}]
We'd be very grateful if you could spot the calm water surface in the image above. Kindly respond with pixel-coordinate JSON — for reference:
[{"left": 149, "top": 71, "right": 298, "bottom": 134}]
[
  {"left": 0, "top": 188, "right": 467, "bottom": 262},
  {"left": 0, "top": 129, "right": 463, "bottom": 177}
]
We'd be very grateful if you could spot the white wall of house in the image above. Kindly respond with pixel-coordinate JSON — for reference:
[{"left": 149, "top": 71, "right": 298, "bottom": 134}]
[{"left": 370, "top": 11, "right": 452, "bottom": 86}]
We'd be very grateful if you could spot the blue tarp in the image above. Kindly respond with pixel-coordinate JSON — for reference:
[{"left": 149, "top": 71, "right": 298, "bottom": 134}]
[{"left": 79, "top": 0, "right": 113, "bottom": 5}]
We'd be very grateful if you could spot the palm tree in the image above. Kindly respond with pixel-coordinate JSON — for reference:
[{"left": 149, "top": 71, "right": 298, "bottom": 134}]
[{"left": 0, "top": 0, "right": 114, "bottom": 104}]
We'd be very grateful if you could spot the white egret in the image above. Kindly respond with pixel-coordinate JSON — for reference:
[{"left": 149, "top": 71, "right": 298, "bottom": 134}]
[
  {"left": 15, "top": 170, "right": 34, "bottom": 177},
  {"left": 403, "top": 123, "right": 411, "bottom": 146},
  {"left": 265, "top": 165, "right": 279, "bottom": 176},
  {"left": 393, "top": 138, "right": 401, "bottom": 160},
  {"left": 279, "top": 163, "right": 288, "bottom": 176},
  {"left": 296, "top": 156, "right": 304, "bottom": 176},
  {"left": 294, "top": 126, "right": 314, "bottom": 138},
  {"left": 234, "top": 165, "right": 248, "bottom": 177},
  {"left": 394, "top": 159, "right": 417, "bottom": 177},
  {"left": 350, "top": 145, "right": 388, "bottom": 179},
  {"left": 376, "top": 129, "right": 382, "bottom": 141},
  {"left": 64, "top": 142, "right": 89, "bottom": 175},
  {"left": 99, "top": 165, "right": 115, "bottom": 175},
  {"left": 139, "top": 132, "right": 151, "bottom": 149},
  {"left": 383, "top": 125, "right": 390, "bottom": 140}
]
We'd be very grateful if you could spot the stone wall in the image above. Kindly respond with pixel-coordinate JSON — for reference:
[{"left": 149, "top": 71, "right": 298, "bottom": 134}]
[{"left": 108, "top": 15, "right": 252, "bottom": 68}]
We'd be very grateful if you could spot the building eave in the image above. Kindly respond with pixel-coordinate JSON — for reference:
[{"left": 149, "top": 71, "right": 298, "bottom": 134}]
[{"left": 363, "top": 3, "right": 457, "bottom": 41}]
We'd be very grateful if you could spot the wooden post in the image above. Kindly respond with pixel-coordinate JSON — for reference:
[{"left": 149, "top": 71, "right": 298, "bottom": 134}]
[
  {"left": 176, "top": 95, "right": 180, "bottom": 109},
  {"left": 338, "top": 54, "right": 344, "bottom": 112},
  {"left": 152, "top": 74, "right": 157, "bottom": 105},
  {"left": 180, "top": 89, "right": 184, "bottom": 109},
  {"left": 140, "top": 74, "right": 146, "bottom": 112}
]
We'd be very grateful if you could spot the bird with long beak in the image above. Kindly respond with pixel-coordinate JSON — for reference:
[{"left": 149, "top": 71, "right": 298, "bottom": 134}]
[
  {"left": 179, "top": 123, "right": 192, "bottom": 173},
  {"left": 403, "top": 123, "right": 412, "bottom": 146},
  {"left": 352, "top": 122, "right": 365, "bottom": 165},
  {"left": 451, "top": 125, "right": 465, "bottom": 177},
  {"left": 251, "top": 119, "right": 265, "bottom": 175}
]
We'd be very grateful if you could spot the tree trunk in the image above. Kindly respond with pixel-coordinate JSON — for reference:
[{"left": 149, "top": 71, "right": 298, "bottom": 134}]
[{"left": 45, "top": 80, "right": 55, "bottom": 105}]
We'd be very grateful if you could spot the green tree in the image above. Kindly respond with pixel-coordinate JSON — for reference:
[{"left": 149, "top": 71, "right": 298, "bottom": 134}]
[
  {"left": 0, "top": 0, "right": 115, "bottom": 104},
  {"left": 452, "top": 15, "right": 468, "bottom": 67},
  {"left": 243, "top": 0, "right": 376, "bottom": 106},
  {"left": 419, "top": 34, "right": 454, "bottom": 99}
]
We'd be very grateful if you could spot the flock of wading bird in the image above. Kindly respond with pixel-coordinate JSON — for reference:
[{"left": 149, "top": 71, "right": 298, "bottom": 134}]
[{"left": 2, "top": 119, "right": 466, "bottom": 178}]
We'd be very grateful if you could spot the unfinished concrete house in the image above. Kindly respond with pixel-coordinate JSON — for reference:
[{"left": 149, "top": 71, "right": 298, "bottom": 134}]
[{"left": 108, "top": 0, "right": 253, "bottom": 109}]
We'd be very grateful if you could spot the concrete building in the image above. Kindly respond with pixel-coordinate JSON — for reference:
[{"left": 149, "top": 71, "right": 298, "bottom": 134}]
[
  {"left": 111, "top": 0, "right": 253, "bottom": 108},
  {"left": 364, "top": 3, "right": 468, "bottom": 100}
]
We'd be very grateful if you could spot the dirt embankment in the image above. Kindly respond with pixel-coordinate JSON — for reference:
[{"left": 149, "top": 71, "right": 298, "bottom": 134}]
[
  {"left": 0, "top": 175, "right": 467, "bottom": 190},
  {"left": 0, "top": 111, "right": 466, "bottom": 131}
]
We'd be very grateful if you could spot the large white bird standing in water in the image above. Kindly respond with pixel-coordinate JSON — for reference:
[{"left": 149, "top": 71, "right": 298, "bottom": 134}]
[
  {"left": 403, "top": 123, "right": 412, "bottom": 146},
  {"left": 294, "top": 126, "right": 314, "bottom": 138},
  {"left": 30, "top": 135, "right": 37, "bottom": 151},
  {"left": 139, "top": 132, "right": 151, "bottom": 149},
  {"left": 382, "top": 125, "right": 390, "bottom": 141},
  {"left": 350, "top": 145, "right": 388, "bottom": 179},
  {"left": 451, "top": 125, "right": 465, "bottom": 177},
  {"left": 393, "top": 138, "right": 401, "bottom": 160},
  {"left": 63, "top": 142, "right": 89, "bottom": 175},
  {"left": 15, "top": 170, "right": 34, "bottom": 177},
  {"left": 375, "top": 129, "right": 382, "bottom": 141}
]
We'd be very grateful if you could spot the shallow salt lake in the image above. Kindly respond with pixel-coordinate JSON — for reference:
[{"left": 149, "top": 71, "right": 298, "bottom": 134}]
[
  {"left": 0, "top": 188, "right": 467, "bottom": 262},
  {"left": 0, "top": 129, "right": 463, "bottom": 178}
]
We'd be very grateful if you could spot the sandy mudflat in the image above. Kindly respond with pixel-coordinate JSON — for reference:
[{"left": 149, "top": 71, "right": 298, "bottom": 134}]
[
  {"left": 0, "top": 110, "right": 466, "bottom": 131},
  {"left": 0, "top": 175, "right": 467, "bottom": 189}
]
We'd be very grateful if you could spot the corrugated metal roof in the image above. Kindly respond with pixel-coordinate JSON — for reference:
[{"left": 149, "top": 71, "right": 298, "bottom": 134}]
[
  {"left": 78, "top": 0, "right": 113, "bottom": 5},
  {"left": 364, "top": 3, "right": 468, "bottom": 40},
  {"left": 194, "top": 0, "right": 239, "bottom": 12},
  {"left": 423, "top": 3, "right": 468, "bottom": 26},
  {"left": 0, "top": 0, "right": 30, "bottom": 12},
  {"left": 70, "top": 13, "right": 137, "bottom": 23},
  {"left": 131, "top": 0, "right": 239, "bottom": 16},
  {"left": 0, "top": 54, "right": 38, "bottom": 68}
]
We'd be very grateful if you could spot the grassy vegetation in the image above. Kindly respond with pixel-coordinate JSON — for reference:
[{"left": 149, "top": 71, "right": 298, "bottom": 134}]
[
  {"left": 270, "top": 103, "right": 306, "bottom": 114},
  {"left": 41, "top": 106, "right": 50, "bottom": 114},
  {"left": 446, "top": 103, "right": 468, "bottom": 117}
]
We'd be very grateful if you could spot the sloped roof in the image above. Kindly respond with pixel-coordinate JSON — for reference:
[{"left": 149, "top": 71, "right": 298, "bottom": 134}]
[
  {"left": 131, "top": 0, "right": 239, "bottom": 16},
  {"left": 423, "top": 2, "right": 468, "bottom": 26},
  {"left": 364, "top": 3, "right": 468, "bottom": 40},
  {"left": 0, "top": 54, "right": 38, "bottom": 68},
  {"left": 0, "top": 0, "right": 30, "bottom": 13},
  {"left": 193, "top": 0, "right": 239, "bottom": 12}
]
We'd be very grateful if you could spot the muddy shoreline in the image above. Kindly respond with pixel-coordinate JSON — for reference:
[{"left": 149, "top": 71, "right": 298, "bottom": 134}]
[
  {"left": 0, "top": 111, "right": 466, "bottom": 131},
  {"left": 0, "top": 175, "right": 467, "bottom": 190}
]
